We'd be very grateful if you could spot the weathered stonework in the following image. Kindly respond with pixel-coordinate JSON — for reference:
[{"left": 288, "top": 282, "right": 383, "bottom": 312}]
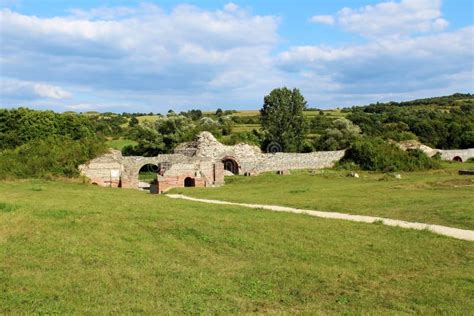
[
  {"left": 176, "top": 132, "right": 345, "bottom": 175},
  {"left": 80, "top": 132, "right": 345, "bottom": 192},
  {"left": 79, "top": 131, "right": 474, "bottom": 193},
  {"left": 438, "top": 149, "right": 474, "bottom": 162},
  {"left": 80, "top": 150, "right": 224, "bottom": 193},
  {"left": 396, "top": 140, "right": 474, "bottom": 162}
]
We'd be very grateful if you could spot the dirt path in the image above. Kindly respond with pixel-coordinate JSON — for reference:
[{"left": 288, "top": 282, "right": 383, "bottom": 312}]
[{"left": 167, "top": 194, "right": 474, "bottom": 242}]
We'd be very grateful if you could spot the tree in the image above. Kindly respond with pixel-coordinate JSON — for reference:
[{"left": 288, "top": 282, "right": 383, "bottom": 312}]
[
  {"left": 260, "top": 87, "right": 308, "bottom": 152},
  {"left": 128, "top": 116, "right": 139, "bottom": 127},
  {"left": 123, "top": 124, "right": 165, "bottom": 156}
]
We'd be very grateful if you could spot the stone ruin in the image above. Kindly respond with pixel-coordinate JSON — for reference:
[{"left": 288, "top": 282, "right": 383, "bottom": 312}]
[
  {"left": 79, "top": 132, "right": 474, "bottom": 193},
  {"left": 396, "top": 140, "right": 474, "bottom": 162},
  {"left": 79, "top": 132, "right": 345, "bottom": 193}
]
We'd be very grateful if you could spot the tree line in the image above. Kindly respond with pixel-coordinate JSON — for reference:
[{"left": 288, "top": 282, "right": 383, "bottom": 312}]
[{"left": 1, "top": 91, "right": 472, "bottom": 179}]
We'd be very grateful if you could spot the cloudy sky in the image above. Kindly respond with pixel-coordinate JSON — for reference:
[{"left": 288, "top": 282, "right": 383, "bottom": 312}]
[{"left": 0, "top": 0, "right": 473, "bottom": 112}]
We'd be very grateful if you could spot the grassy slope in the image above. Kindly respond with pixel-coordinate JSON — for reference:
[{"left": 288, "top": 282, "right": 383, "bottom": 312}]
[
  {"left": 0, "top": 180, "right": 472, "bottom": 314},
  {"left": 133, "top": 109, "right": 345, "bottom": 135},
  {"left": 173, "top": 162, "right": 474, "bottom": 230},
  {"left": 106, "top": 138, "right": 138, "bottom": 150}
]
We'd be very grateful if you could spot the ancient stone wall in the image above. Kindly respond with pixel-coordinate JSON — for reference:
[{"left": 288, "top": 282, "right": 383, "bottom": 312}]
[
  {"left": 79, "top": 149, "right": 224, "bottom": 191},
  {"left": 82, "top": 132, "right": 473, "bottom": 193},
  {"left": 174, "top": 132, "right": 345, "bottom": 175},
  {"left": 239, "top": 151, "right": 346, "bottom": 174},
  {"left": 396, "top": 140, "right": 474, "bottom": 162},
  {"left": 175, "top": 132, "right": 261, "bottom": 162},
  {"left": 438, "top": 149, "right": 474, "bottom": 162},
  {"left": 78, "top": 150, "right": 123, "bottom": 187}
]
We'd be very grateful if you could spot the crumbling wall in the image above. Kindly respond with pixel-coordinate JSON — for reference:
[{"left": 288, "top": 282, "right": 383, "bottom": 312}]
[
  {"left": 439, "top": 149, "right": 474, "bottom": 162},
  {"left": 175, "top": 131, "right": 261, "bottom": 162},
  {"left": 239, "top": 151, "right": 346, "bottom": 174},
  {"left": 79, "top": 149, "right": 224, "bottom": 191},
  {"left": 174, "top": 131, "right": 346, "bottom": 175},
  {"left": 78, "top": 150, "right": 123, "bottom": 187}
]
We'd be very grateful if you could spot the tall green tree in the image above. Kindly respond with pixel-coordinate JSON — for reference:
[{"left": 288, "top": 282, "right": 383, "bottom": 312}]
[{"left": 260, "top": 87, "right": 308, "bottom": 152}]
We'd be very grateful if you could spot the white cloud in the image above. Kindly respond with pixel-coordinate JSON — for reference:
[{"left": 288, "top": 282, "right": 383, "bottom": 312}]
[
  {"left": 33, "top": 83, "right": 71, "bottom": 99},
  {"left": 312, "top": 0, "right": 449, "bottom": 38},
  {"left": 278, "top": 26, "right": 474, "bottom": 96},
  {"left": 0, "top": 1, "right": 472, "bottom": 111},
  {"left": 1, "top": 79, "right": 71, "bottom": 100},
  {"left": 309, "top": 15, "right": 334, "bottom": 25},
  {"left": 0, "top": 4, "right": 281, "bottom": 109},
  {"left": 224, "top": 2, "right": 239, "bottom": 12}
]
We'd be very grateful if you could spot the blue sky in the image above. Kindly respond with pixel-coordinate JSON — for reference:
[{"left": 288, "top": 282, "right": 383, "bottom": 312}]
[{"left": 1, "top": 0, "right": 473, "bottom": 112}]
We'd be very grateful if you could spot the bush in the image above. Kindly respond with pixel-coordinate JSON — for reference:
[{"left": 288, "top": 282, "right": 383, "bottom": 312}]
[
  {"left": 224, "top": 130, "right": 263, "bottom": 146},
  {"left": 342, "top": 138, "right": 440, "bottom": 172},
  {"left": 314, "top": 118, "right": 361, "bottom": 150},
  {"left": 0, "top": 136, "right": 106, "bottom": 179}
]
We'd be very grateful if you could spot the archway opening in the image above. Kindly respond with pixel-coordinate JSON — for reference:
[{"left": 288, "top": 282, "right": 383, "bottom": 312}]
[
  {"left": 222, "top": 157, "right": 239, "bottom": 175},
  {"left": 453, "top": 156, "right": 463, "bottom": 162},
  {"left": 138, "top": 164, "right": 160, "bottom": 188},
  {"left": 184, "top": 177, "right": 195, "bottom": 187}
]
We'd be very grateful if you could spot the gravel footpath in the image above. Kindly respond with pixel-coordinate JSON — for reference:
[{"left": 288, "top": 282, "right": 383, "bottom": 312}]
[{"left": 167, "top": 194, "right": 474, "bottom": 242}]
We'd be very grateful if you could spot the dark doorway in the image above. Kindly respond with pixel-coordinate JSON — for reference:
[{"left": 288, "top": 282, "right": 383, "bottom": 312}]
[
  {"left": 222, "top": 158, "right": 239, "bottom": 175},
  {"left": 184, "top": 177, "right": 195, "bottom": 187},
  {"left": 138, "top": 164, "right": 160, "bottom": 182},
  {"left": 453, "top": 156, "right": 463, "bottom": 162}
]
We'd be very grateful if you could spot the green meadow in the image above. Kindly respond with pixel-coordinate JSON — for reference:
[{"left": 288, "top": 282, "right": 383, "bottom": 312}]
[
  {"left": 1, "top": 172, "right": 473, "bottom": 314},
  {"left": 106, "top": 138, "right": 138, "bottom": 150},
  {"left": 174, "top": 162, "right": 474, "bottom": 230}
]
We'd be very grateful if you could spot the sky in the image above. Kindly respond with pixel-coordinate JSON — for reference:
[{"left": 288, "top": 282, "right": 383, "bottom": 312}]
[{"left": 0, "top": 0, "right": 473, "bottom": 112}]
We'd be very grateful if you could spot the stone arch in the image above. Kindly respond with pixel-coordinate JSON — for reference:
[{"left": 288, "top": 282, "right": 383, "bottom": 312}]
[
  {"left": 184, "top": 177, "right": 195, "bottom": 187},
  {"left": 222, "top": 156, "right": 239, "bottom": 175},
  {"left": 138, "top": 163, "right": 160, "bottom": 184},
  {"left": 453, "top": 156, "right": 463, "bottom": 162}
]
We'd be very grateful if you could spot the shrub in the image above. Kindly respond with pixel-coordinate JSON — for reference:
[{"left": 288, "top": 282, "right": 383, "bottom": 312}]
[
  {"left": 342, "top": 138, "right": 440, "bottom": 172},
  {"left": 314, "top": 118, "right": 361, "bottom": 150},
  {"left": 0, "top": 136, "right": 106, "bottom": 179}
]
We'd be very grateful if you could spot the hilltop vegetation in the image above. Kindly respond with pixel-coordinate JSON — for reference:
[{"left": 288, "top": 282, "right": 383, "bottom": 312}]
[
  {"left": 347, "top": 93, "right": 474, "bottom": 149},
  {"left": 0, "top": 108, "right": 107, "bottom": 179},
  {"left": 0, "top": 93, "right": 472, "bottom": 179}
]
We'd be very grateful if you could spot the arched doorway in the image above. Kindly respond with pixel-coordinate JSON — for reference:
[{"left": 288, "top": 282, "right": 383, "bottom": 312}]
[
  {"left": 453, "top": 156, "right": 463, "bottom": 162},
  {"left": 184, "top": 177, "right": 195, "bottom": 187},
  {"left": 138, "top": 164, "right": 160, "bottom": 189},
  {"left": 222, "top": 157, "right": 239, "bottom": 175}
]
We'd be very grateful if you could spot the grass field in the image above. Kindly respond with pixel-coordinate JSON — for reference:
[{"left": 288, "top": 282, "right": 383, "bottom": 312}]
[
  {"left": 0, "top": 177, "right": 473, "bottom": 313},
  {"left": 173, "top": 162, "right": 474, "bottom": 230},
  {"left": 232, "top": 124, "right": 261, "bottom": 133},
  {"left": 137, "top": 115, "right": 161, "bottom": 124},
  {"left": 106, "top": 138, "right": 138, "bottom": 150},
  {"left": 227, "top": 109, "right": 346, "bottom": 118},
  {"left": 134, "top": 109, "right": 345, "bottom": 136}
]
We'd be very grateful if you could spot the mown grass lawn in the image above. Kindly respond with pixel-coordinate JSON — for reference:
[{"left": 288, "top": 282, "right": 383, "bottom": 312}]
[
  {"left": 0, "top": 180, "right": 473, "bottom": 314},
  {"left": 173, "top": 162, "right": 474, "bottom": 230}
]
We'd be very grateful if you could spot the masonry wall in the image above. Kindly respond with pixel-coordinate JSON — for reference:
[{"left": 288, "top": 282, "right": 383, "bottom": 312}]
[
  {"left": 239, "top": 150, "right": 346, "bottom": 174},
  {"left": 80, "top": 149, "right": 224, "bottom": 191},
  {"left": 439, "top": 149, "right": 474, "bottom": 162}
]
